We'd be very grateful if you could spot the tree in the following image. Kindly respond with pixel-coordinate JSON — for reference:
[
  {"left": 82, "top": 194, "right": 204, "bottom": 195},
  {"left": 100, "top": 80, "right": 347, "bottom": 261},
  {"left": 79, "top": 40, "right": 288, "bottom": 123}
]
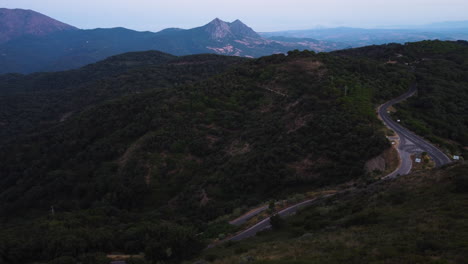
[
  {"left": 270, "top": 214, "right": 285, "bottom": 229},
  {"left": 268, "top": 200, "right": 276, "bottom": 214}
]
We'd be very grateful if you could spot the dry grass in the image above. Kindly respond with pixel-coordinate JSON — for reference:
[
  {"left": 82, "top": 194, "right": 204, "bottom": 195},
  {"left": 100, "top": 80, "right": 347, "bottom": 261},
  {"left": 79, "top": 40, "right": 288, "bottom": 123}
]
[
  {"left": 365, "top": 146, "right": 400, "bottom": 177},
  {"left": 282, "top": 59, "right": 324, "bottom": 73}
]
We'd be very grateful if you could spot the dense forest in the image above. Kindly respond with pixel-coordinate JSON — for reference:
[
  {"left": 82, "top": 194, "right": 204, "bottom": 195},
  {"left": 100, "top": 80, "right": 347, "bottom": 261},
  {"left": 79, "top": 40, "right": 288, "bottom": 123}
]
[
  {"left": 0, "top": 41, "right": 466, "bottom": 263},
  {"left": 336, "top": 40, "right": 468, "bottom": 156},
  {"left": 0, "top": 51, "right": 246, "bottom": 145}
]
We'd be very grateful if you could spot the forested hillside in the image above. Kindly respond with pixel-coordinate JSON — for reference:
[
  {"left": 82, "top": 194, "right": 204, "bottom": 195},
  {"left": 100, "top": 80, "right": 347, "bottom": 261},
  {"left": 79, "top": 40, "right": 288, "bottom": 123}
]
[
  {"left": 336, "top": 40, "right": 468, "bottom": 156},
  {"left": 0, "top": 51, "right": 246, "bottom": 144},
  {"left": 4, "top": 41, "right": 467, "bottom": 264}
]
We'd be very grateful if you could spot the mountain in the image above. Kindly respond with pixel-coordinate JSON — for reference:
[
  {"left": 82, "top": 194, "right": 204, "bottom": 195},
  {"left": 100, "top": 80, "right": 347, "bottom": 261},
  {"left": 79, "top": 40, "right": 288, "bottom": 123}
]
[
  {"left": 0, "top": 8, "right": 77, "bottom": 44},
  {"left": 0, "top": 10, "right": 344, "bottom": 74},
  {"left": 198, "top": 18, "right": 260, "bottom": 40},
  {"left": 203, "top": 18, "right": 238, "bottom": 40},
  {"left": 230, "top": 19, "right": 261, "bottom": 38},
  {"left": 0, "top": 40, "right": 467, "bottom": 264},
  {"left": 148, "top": 18, "right": 332, "bottom": 57}
]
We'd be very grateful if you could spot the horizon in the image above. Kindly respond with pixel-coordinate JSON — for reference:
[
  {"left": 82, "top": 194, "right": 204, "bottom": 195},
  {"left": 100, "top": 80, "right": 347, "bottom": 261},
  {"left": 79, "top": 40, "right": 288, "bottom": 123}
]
[{"left": 1, "top": 0, "right": 468, "bottom": 32}]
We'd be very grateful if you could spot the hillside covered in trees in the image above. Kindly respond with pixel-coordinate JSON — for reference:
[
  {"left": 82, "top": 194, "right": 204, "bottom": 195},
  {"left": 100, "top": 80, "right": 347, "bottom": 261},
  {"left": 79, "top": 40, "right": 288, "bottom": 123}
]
[
  {"left": 336, "top": 40, "right": 468, "bottom": 156},
  {"left": 0, "top": 51, "right": 246, "bottom": 144},
  {"left": 0, "top": 41, "right": 466, "bottom": 263}
]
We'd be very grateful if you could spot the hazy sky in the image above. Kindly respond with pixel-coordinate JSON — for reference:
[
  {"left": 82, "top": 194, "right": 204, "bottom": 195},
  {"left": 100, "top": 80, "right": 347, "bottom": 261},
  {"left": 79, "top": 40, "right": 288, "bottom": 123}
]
[{"left": 1, "top": 0, "right": 467, "bottom": 32}]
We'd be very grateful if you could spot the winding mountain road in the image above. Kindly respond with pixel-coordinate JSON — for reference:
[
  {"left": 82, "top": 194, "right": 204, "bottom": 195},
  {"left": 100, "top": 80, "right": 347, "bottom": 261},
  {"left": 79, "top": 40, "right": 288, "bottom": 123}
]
[
  {"left": 213, "top": 86, "right": 452, "bottom": 245},
  {"left": 378, "top": 85, "right": 451, "bottom": 178}
]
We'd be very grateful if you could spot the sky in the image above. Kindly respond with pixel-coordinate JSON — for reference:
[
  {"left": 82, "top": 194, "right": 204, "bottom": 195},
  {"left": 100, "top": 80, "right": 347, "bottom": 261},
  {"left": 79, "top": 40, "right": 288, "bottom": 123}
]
[{"left": 1, "top": 0, "right": 467, "bottom": 32}]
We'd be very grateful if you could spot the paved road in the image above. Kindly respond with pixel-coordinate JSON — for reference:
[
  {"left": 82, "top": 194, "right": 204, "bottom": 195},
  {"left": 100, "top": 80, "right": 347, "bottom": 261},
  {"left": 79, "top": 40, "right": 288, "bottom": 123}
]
[
  {"left": 378, "top": 85, "right": 451, "bottom": 179},
  {"left": 214, "top": 86, "right": 452, "bottom": 245},
  {"left": 227, "top": 195, "right": 334, "bottom": 242}
]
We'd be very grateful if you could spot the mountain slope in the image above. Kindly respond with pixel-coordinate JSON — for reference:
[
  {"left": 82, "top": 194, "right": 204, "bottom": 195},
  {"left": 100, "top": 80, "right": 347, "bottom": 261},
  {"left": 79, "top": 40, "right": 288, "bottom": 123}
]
[
  {"left": 204, "top": 162, "right": 468, "bottom": 263},
  {"left": 335, "top": 40, "right": 468, "bottom": 157},
  {"left": 0, "top": 49, "right": 414, "bottom": 262},
  {"left": 0, "top": 51, "right": 246, "bottom": 145},
  {"left": 230, "top": 19, "right": 261, "bottom": 38},
  {"left": 0, "top": 8, "right": 76, "bottom": 44},
  {"left": 3, "top": 42, "right": 466, "bottom": 264},
  {"left": 1, "top": 50, "right": 406, "bottom": 216},
  {"left": 0, "top": 27, "right": 159, "bottom": 73},
  {"left": 149, "top": 18, "right": 288, "bottom": 57}
]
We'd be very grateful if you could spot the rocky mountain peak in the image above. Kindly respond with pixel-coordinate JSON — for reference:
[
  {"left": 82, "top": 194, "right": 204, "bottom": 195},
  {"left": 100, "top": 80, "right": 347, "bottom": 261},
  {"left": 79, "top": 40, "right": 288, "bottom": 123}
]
[
  {"left": 229, "top": 19, "right": 261, "bottom": 39},
  {"left": 203, "top": 18, "right": 234, "bottom": 40},
  {"left": 203, "top": 18, "right": 261, "bottom": 40}
]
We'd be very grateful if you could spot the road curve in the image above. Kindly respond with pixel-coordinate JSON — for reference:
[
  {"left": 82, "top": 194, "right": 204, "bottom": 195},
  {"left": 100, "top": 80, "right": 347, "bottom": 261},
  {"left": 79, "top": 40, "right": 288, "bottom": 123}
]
[
  {"left": 213, "top": 86, "right": 452, "bottom": 246},
  {"left": 228, "top": 195, "right": 334, "bottom": 242},
  {"left": 378, "top": 85, "right": 451, "bottom": 176}
]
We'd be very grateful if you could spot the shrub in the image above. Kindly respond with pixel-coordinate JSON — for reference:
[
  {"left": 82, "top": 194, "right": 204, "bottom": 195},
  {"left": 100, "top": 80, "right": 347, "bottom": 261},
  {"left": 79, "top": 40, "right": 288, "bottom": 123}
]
[
  {"left": 234, "top": 246, "right": 249, "bottom": 255},
  {"left": 453, "top": 170, "right": 468, "bottom": 193},
  {"left": 270, "top": 214, "right": 286, "bottom": 229},
  {"left": 342, "top": 210, "right": 380, "bottom": 227},
  {"left": 205, "top": 254, "right": 218, "bottom": 261}
]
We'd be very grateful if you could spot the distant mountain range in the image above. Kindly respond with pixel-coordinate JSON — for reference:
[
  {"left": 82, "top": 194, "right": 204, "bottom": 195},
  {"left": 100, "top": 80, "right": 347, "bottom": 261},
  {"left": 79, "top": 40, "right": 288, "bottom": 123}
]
[
  {"left": 0, "top": 9, "right": 345, "bottom": 74},
  {"left": 261, "top": 22, "right": 468, "bottom": 47},
  {"left": 1, "top": 8, "right": 468, "bottom": 74}
]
